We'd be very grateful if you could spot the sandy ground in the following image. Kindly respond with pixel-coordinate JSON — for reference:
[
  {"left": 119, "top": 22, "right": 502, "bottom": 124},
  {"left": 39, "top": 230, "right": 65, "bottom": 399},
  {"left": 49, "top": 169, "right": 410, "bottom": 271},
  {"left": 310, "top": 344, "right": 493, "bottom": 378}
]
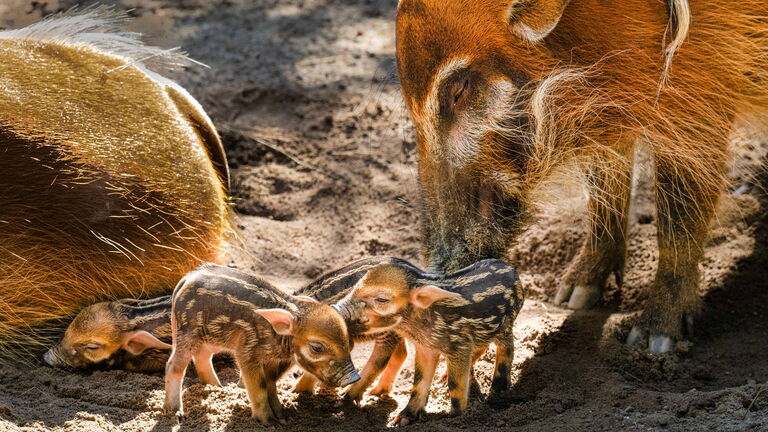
[{"left": 1, "top": 1, "right": 767, "bottom": 431}]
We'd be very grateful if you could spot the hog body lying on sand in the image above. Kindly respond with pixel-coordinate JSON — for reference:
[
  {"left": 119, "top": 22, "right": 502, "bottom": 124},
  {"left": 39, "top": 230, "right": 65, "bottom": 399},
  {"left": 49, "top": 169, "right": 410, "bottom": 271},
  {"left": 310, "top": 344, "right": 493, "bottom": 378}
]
[
  {"left": 163, "top": 263, "right": 360, "bottom": 424},
  {"left": 335, "top": 258, "right": 525, "bottom": 425},
  {"left": 396, "top": 0, "right": 768, "bottom": 352},
  {"left": 0, "top": 8, "right": 229, "bottom": 362}
]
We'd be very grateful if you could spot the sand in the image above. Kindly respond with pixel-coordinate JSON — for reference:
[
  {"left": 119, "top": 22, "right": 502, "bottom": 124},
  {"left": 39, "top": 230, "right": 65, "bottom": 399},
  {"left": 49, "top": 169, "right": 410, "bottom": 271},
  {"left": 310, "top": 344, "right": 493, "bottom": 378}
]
[{"left": 0, "top": 1, "right": 766, "bottom": 431}]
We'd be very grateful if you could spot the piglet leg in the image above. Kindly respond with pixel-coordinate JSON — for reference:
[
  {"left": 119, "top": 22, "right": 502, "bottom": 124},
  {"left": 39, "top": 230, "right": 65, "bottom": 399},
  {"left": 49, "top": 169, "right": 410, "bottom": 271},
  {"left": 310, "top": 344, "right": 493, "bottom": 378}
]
[
  {"left": 164, "top": 344, "right": 193, "bottom": 417},
  {"left": 394, "top": 347, "right": 439, "bottom": 427},
  {"left": 193, "top": 346, "right": 221, "bottom": 386}
]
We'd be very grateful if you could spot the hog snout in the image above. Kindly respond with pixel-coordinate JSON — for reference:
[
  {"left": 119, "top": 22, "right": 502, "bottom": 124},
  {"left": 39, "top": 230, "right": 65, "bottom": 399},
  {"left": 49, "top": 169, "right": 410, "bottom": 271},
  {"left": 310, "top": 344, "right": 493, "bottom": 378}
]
[
  {"left": 336, "top": 361, "right": 361, "bottom": 387},
  {"left": 43, "top": 347, "right": 65, "bottom": 367}
]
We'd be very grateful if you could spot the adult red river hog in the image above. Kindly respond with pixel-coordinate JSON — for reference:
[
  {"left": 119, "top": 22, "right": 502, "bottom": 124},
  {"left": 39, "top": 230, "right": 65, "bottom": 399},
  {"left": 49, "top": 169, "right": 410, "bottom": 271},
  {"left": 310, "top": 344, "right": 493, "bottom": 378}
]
[
  {"left": 394, "top": 0, "right": 768, "bottom": 353},
  {"left": 0, "top": 8, "right": 230, "bottom": 363}
]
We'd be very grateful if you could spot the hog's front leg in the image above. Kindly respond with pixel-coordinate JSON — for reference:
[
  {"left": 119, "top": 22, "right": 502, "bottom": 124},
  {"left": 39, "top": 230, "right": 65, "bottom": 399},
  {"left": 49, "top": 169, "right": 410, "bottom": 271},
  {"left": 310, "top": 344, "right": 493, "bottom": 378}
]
[
  {"left": 346, "top": 332, "right": 402, "bottom": 403},
  {"left": 555, "top": 143, "right": 633, "bottom": 309},
  {"left": 369, "top": 335, "right": 407, "bottom": 397},
  {"left": 294, "top": 373, "right": 318, "bottom": 393},
  {"left": 239, "top": 362, "right": 273, "bottom": 424},
  {"left": 394, "top": 346, "right": 439, "bottom": 427}
]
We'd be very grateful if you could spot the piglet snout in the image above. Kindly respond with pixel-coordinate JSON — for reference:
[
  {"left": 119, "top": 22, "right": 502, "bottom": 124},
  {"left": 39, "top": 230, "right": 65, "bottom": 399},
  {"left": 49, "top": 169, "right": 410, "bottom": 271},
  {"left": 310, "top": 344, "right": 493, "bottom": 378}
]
[{"left": 43, "top": 349, "right": 55, "bottom": 366}]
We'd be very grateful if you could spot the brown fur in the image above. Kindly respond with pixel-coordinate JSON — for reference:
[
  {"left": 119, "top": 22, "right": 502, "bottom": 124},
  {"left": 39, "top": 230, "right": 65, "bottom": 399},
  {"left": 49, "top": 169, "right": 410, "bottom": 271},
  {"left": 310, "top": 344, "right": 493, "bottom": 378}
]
[
  {"left": 396, "top": 0, "right": 768, "bottom": 349},
  {"left": 0, "top": 9, "right": 230, "bottom": 362}
]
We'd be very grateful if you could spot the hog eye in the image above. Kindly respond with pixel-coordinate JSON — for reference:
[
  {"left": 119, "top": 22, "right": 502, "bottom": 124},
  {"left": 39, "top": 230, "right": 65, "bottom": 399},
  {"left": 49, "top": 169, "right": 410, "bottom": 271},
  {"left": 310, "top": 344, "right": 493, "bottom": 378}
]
[
  {"left": 452, "top": 78, "right": 469, "bottom": 106},
  {"left": 309, "top": 342, "right": 326, "bottom": 354}
]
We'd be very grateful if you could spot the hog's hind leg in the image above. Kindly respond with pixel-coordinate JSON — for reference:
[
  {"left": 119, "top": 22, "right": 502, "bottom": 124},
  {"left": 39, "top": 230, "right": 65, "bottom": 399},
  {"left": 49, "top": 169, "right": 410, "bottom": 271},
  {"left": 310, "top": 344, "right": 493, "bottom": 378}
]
[
  {"left": 445, "top": 346, "right": 473, "bottom": 416},
  {"left": 193, "top": 345, "right": 221, "bottom": 386},
  {"left": 163, "top": 338, "right": 195, "bottom": 417}
]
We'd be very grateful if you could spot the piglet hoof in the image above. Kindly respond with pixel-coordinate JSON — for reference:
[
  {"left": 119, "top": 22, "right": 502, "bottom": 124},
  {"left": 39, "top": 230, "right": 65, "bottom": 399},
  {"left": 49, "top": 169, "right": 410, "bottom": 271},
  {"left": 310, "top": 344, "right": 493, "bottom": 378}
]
[
  {"left": 163, "top": 407, "right": 184, "bottom": 420},
  {"left": 648, "top": 334, "right": 674, "bottom": 354},
  {"left": 394, "top": 408, "right": 422, "bottom": 427}
]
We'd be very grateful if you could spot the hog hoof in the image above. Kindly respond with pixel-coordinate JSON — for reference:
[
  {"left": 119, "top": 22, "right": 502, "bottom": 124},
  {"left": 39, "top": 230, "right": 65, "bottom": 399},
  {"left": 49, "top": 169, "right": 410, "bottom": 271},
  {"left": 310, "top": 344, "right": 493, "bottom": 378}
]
[
  {"left": 394, "top": 408, "right": 423, "bottom": 427},
  {"left": 648, "top": 335, "right": 674, "bottom": 354},
  {"left": 368, "top": 385, "right": 392, "bottom": 399},
  {"left": 567, "top": 284, "right": 601, "bottom": 309},
  {"left": 625, "top": 314, "right": 694, "bottom": 354},
  {"left": 163, "top": 406, "right": 184, "bottom": 420}
]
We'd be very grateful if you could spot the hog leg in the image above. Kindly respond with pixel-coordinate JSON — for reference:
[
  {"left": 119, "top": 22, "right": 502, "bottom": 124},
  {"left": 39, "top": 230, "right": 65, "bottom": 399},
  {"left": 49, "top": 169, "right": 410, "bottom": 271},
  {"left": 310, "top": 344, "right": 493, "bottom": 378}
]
[
  {"left": 369, "top": 335, "right": 408, "bottom": 397},
  {"left": 555, "top": 142, "right": 634, "bottom": 309},
  {"left": 446, "top": 346, "right": 473, "bottom": 416},
  {"left": 163, "top": 339, "right": 194, "bottom": 417},
  {"left": 347, "top": 332, "right": 402, "bottom": 402},
  {"left": 627, "top": 156, "right": 724, "bottom": 353},
  {"left": 394, "top": 346, "right": 439, "bottom": 426},
  {"left": 264, "top": 361, "right": 289, "bottom": 422},
  {"left": 294, "top": 373, "right": 318, "bottom": 394},
  {"left": 193, "top": 345, "right": 220, "bottom": 386},
  {"left": 490, "top": 331, "right": 515, "bottom": 396},
  {"left": 239, "top": 360, "right": 274, "bottom": 424}
]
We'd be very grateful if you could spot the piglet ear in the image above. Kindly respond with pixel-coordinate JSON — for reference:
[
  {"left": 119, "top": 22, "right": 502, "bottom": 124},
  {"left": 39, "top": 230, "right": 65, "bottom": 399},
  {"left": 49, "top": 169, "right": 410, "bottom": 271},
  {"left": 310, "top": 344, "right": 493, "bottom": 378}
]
[
  {"left": 410, "top": 285, "right": 460, "bottom": 309},
  {"left": 256, "top": 308, "right": 295, "bottom": 336},
  {"left": 122, "top": 330, "right": 172, "bottom": 356}
]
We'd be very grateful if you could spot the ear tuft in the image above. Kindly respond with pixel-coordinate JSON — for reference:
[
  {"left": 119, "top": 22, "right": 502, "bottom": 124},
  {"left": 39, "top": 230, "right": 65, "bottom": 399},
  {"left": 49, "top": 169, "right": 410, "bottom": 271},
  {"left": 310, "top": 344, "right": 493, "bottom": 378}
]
[
  {"left": 410, "top": 285, "right": 460, "bottom": 309},
  {"left": 122, "top": 330, "right": 172, "bottom": 356},
  {"left": 507, "top": 0, "right": 569, "bottom": 42},
  {"left": 255, "top": 308, "right": 295, "bottom": 336}
]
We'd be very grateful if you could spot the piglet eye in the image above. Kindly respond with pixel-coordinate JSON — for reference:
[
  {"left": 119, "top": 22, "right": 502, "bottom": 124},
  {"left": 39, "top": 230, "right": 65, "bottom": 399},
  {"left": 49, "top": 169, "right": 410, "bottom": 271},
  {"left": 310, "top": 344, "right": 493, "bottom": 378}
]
[
  {"left": 374, "top": 298, "right": 390, "bottom": 304},
  {"left": 83, "top": 344, "right": 101, "bottom": 351},
  {"left": 310, "top": 343, "right": 325, "bottom": 354}
]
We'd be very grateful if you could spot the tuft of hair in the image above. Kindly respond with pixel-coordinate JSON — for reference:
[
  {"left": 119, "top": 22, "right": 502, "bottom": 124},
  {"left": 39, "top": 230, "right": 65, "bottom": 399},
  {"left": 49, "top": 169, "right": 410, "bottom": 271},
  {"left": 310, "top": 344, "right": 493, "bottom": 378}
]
[
  {"left": 0, "top": 5, "right": 202, "bottom": 73},
  {"left": 660, "top": 0, "right": 692, "bottom": 87}
]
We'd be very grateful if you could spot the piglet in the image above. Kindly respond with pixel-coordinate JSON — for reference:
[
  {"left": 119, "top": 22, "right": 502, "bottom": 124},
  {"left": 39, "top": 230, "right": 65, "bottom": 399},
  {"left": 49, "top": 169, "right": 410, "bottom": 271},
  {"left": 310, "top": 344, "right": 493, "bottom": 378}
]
[
  {"left": 163, "top": 263, "right": 359, "bottom": 424},
  {"left": 335, "top": 258, "right": 525, "bottom": 425},
  {"left": 43, "top": 296, "right": 172, "bottom": 371}
]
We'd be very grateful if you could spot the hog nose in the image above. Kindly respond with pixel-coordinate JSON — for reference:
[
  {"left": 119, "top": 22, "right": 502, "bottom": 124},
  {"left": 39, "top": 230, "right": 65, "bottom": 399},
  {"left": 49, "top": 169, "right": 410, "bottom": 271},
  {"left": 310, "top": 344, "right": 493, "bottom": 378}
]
[
  {"left": 340, "top": 368, "right": 361, "bottom": 387},
  {"left": 43, "top": 349, "right": 54, "bottom": 366}
]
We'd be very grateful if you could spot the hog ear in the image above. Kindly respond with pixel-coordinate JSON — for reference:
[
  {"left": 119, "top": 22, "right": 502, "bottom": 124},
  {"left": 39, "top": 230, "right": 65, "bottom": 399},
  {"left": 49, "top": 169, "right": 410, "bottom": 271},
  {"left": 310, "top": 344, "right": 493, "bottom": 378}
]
[
  {"left": 122, "top": 330, "right": 172, "bottom": 356},
  {"left": 410, "top": 285, "right": 460, "bottom": 309},
  {"left": 507, "top": 0, "right": 570, "bottom": 42},
  {"left": 255, "top": 308, "right": 295, "bottom": 336}
]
